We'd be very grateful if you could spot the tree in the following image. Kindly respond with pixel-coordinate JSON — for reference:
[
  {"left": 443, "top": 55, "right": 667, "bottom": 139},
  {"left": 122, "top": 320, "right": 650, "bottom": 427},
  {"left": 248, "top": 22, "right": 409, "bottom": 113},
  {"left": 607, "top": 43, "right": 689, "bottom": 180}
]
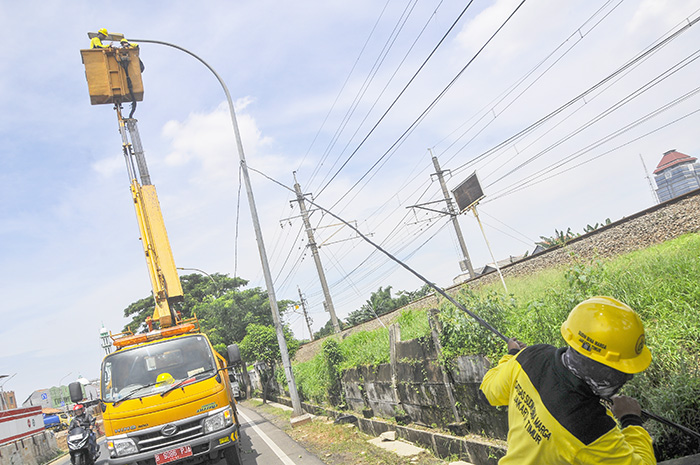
[
  {"left": 583, "top": 218, "right": 612, "bottom": 234},
  {"left": 396, "top": 283, "right": 432, "bottom": 302},
  {"left": 122, "top": 273, "right": 244, "bottom": 332},
  {"left": 239, "top": 324, "right": 300, "bottom": 402},
  {"left": 122, "top": 296, "right": 156, "bottom": 333},
  {"left": 314, "top": 319, "right": 344, "bottom": 339},
  {"left": 536, "top": 227, "right": 579, "bottom": 249},
  {"left": 120, "top": 273, "right": 293, "bottom": 354},
  {"left": 345, "top": 285, "right": 431, "bottom": 327},
  {"left": 196, "top": 287, "right": 293, "bottom": 351},
  {"left": 537, "top": 219, "right": 613, "bottom": 249}
]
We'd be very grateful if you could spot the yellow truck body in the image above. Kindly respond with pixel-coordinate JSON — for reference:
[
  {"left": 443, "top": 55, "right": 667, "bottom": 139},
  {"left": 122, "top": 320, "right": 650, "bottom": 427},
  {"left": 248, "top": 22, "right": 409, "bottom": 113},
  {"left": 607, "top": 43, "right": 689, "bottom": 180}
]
[{"left": 101, "top": 330, "right": 242, "bottom": 464}]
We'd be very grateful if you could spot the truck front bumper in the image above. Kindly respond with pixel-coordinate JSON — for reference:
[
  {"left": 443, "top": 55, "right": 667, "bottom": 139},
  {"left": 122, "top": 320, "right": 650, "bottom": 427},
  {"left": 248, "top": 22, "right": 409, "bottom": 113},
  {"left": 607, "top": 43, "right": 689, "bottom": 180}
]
[{"left": 105, "top": 422, "right": 240, "bottom": 465}]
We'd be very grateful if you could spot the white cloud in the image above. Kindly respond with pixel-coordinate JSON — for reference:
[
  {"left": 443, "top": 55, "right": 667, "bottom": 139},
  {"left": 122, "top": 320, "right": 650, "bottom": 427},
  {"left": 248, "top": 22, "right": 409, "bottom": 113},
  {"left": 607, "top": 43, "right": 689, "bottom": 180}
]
[{"left": 92, "top": 155, "right": 124, "bottom": 178}]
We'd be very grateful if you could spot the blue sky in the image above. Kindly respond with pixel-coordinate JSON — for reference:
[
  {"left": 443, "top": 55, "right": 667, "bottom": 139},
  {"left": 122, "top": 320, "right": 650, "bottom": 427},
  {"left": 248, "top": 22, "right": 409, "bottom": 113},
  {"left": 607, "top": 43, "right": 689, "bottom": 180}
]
[{"left": 1, "top": 0, "right": 699, "bottom": 403}]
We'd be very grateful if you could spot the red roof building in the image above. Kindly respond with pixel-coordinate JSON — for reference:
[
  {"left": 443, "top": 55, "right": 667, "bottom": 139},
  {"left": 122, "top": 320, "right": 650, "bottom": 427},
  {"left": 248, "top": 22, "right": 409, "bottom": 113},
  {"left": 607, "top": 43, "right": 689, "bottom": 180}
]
[
  {"left": 653, "top": 149, "right": 700, "bottom": 202},
  {"left": 653, "top": 149, "right": 697, "bottom": 174}
]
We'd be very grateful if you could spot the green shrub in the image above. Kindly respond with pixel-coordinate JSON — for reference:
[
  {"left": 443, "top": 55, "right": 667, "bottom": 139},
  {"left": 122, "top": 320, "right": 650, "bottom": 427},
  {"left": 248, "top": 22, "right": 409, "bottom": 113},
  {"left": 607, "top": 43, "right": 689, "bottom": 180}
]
[
  {"left": 293, "top": 354, "right": 328, "bottom": 404},
  {"left": 323, "top": 338, "right": 344, "bottom": 406}
]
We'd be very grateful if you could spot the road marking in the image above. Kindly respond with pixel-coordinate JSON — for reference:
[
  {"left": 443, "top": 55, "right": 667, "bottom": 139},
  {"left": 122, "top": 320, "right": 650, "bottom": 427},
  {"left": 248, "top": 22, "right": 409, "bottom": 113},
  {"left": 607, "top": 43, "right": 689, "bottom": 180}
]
[{"left": 237, "top": 409, "right": 297, "bottom": 465}]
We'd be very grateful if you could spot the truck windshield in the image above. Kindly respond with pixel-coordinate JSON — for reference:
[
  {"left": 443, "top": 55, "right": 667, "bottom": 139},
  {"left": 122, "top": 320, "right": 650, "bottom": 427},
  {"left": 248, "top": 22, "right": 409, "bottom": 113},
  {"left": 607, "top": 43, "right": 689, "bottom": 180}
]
[{"left": 101, "top": 335, "right": 216, "bottom": 403}]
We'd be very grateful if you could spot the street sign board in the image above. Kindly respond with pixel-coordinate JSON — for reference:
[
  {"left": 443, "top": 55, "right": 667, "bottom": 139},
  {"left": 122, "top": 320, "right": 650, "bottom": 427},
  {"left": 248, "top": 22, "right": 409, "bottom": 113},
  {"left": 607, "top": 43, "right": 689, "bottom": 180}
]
[{"left": 452, "top": 172, "right": 484, "bottom": 212}]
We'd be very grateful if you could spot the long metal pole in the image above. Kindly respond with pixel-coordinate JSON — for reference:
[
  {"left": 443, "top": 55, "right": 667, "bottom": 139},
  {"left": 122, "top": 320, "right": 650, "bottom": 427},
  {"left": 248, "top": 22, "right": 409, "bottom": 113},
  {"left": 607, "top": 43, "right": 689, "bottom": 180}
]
[
  {"left": 132, "top": 38, "right": 303, "bottom": 416},
  {"left": 294, "top": 196, "right": 509, "bottom": 342}
]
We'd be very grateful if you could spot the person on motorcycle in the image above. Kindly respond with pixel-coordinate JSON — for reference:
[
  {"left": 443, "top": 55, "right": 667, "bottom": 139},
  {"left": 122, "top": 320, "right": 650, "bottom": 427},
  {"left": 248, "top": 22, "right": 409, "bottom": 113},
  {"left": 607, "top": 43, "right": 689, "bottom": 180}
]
[{"left": 69, "top": 404, "right": 98, "bottom": 459}]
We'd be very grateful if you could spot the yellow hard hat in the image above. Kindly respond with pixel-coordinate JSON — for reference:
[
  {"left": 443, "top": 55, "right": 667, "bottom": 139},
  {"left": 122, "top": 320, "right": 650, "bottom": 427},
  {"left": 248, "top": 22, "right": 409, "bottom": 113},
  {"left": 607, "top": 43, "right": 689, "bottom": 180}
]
[
  {"left": 98, "top": 28, "right": 108, "bottom": 36},
  {"left": 120, "top": 38, "right": 128, "bottom": 43},
  {"left": 561, "top": 296, "right": 651, "bottom": 374},
  {"left": 156, "top": 372, "right": 174, "bottom": 387}
]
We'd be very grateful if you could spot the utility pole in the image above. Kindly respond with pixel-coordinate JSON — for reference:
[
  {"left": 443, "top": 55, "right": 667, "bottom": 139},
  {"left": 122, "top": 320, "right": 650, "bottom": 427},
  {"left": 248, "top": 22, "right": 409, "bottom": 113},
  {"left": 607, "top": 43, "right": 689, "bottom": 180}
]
[
  {"left": 292, "top": 172, "right": 341, "bottom": 333},
  {"left": 297, "top": 286, "right": 314, "bottom": 341},
  {"left": 430, "top": 151, "right": 475, "bottom": 279}
]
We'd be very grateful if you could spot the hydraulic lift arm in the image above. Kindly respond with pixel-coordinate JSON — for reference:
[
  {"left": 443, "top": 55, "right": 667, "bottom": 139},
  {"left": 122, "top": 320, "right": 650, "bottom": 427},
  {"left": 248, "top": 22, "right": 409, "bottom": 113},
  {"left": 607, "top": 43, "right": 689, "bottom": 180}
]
[{"left": 117, "top": 106, "right": 183, "bottom": 328}]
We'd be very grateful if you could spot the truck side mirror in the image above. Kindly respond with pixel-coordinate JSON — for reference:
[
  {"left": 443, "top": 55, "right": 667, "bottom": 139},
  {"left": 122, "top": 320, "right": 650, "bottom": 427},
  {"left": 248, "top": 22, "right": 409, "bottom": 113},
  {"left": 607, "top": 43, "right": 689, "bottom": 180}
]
[
  {"left": 227, "top": 344, "right": 241, "bottom": 366},
  {"left": 69, "top": 382, "right": 84, "bottom": 403}
]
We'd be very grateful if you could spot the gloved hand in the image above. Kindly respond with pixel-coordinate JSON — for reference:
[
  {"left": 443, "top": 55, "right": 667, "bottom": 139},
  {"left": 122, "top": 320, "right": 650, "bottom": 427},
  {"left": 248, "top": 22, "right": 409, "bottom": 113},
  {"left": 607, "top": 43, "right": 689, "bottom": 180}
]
[
  {"left": 610, "top": 395, "right": 642, "bottom": 419},
  {"left": 507, "top": 337, "right": 527, "bottom": 352}
]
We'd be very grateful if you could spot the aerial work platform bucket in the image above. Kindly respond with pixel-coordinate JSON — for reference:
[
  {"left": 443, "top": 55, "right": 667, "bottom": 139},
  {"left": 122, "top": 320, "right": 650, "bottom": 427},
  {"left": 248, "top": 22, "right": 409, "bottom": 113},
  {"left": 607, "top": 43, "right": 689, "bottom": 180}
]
[{"left": 80, "top": 48, "right": 144, "bottom": 105}]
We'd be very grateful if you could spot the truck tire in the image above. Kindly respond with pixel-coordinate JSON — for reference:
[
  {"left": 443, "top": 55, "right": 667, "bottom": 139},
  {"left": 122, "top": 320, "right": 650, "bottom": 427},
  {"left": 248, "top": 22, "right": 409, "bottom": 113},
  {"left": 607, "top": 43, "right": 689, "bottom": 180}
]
[{"left": 223, "top": 444, "right": 242, "bottom": 465}]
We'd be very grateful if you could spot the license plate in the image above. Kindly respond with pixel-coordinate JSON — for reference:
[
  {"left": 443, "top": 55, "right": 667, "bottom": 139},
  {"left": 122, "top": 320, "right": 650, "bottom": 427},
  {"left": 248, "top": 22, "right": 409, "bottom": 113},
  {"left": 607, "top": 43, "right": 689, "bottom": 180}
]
[{"left": 154, "top": 445, "right": 193, "bottom": 465}]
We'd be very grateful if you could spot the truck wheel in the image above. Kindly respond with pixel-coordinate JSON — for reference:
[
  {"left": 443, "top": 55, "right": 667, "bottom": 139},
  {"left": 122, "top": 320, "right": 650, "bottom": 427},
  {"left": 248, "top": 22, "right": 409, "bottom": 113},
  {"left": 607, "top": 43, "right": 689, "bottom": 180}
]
[{"left": 223, "top": 444, "right": 242, "bottom": 465}]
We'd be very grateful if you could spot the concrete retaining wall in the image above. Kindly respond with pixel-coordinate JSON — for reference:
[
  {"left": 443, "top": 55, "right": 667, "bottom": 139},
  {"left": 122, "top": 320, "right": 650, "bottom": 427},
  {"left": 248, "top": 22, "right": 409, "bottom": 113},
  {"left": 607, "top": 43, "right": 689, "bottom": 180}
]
[
  {"left": 0, "top": 431, "right": 59, "bottom": 465},
  {"left": 342, "top": 335, "right": 508, "bottom": 439}
]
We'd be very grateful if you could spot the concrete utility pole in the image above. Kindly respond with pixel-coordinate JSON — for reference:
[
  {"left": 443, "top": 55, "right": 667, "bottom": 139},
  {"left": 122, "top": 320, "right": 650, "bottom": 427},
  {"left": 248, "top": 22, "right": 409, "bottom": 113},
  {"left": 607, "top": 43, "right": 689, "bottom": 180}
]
[
  {"left": 430, "top": 152, "right": 475, "bottom": 279},
  {"left": 292, "top": 172, "right": 341, "bottom": 333},
  {"left": 297, "top": 286, "right": 314, "bottom": 341}
]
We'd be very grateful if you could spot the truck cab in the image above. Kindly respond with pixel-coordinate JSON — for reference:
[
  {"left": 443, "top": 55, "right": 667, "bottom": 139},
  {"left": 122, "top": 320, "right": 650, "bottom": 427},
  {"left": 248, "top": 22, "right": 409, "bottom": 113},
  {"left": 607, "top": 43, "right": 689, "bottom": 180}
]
[{"left": 100, "top": 328, "right": 242, "bottom": 464}]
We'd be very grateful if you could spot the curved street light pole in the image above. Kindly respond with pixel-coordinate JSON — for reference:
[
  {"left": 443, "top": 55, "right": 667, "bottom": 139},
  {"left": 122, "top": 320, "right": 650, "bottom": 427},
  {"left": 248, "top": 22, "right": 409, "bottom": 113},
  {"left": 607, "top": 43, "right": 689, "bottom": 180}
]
[
  {"left": 177, "top": 267, "right": 221, "bottom": 297},
  {"left": 58, "top": 372, "right": 72, "bottom": 387},
  {"left": 132, "top": 38, "right": 302, "bottom": 416}
]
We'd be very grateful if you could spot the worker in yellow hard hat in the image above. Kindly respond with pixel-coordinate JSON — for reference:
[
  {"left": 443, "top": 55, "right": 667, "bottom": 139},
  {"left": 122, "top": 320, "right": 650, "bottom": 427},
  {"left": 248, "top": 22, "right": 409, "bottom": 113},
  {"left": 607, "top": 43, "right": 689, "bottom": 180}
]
[
  {"left": 479, "top": 296, "right": 655, "bottom": 464},
  {"left": 120, "top": 38, "right": 138, "bottom": 49},
  {"left": 119, "top": 38, "right": 145, "bottom": 73},
  {"left": 90, "top": 28, "right": 112, "bottom": 49}
]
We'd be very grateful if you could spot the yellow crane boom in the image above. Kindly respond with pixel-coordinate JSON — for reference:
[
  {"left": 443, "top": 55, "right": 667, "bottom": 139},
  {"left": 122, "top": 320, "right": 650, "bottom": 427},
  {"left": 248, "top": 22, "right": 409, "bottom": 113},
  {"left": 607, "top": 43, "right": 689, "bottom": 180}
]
[{"left": 81, "top": 45, "right": 183, "bottom": 329}]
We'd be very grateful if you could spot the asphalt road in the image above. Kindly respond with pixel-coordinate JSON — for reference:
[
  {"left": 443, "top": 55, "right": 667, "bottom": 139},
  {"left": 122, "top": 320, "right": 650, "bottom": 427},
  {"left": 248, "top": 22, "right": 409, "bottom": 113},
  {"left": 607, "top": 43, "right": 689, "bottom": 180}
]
[{"left": 51, "top": 404, "right": 322, "bottom": 465}]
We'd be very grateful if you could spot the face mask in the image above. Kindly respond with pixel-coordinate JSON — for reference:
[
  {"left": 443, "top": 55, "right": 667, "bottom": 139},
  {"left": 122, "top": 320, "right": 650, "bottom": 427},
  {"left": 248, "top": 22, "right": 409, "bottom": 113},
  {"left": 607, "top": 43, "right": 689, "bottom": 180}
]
[{"left": 562, "top": 347, "right": 633, "bottom": 398}]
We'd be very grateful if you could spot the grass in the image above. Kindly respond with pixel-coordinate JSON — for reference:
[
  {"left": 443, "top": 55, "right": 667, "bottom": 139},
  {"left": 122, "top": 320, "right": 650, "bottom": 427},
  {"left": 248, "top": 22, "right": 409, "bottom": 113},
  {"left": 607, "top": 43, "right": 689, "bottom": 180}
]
[
  {"left": 241, "top": 400, "right": 447, "bottom": 465},
  {"left": 291, "top": 233, "right": 700, "bottom": 460}
]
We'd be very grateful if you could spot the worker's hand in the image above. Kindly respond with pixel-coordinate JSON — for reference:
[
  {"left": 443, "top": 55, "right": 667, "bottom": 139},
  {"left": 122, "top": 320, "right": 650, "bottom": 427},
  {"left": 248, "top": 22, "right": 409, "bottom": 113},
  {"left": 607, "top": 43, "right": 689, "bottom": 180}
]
[
  {"left": 507, "top": 337, "right": 527, "bottom": 352},
  {"left": 610, "top": 395, "right": 642, "bottom": 419}
]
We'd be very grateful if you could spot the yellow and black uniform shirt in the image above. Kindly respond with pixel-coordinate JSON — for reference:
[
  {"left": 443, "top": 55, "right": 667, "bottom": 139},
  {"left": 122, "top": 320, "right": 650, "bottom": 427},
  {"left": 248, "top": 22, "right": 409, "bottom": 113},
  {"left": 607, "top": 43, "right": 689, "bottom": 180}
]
[
  {"left": 480, "top": 344, "right": 655, "bottom": 465},
  {"left": 90, "top": 36, "right": 110, "bottom": 49}
]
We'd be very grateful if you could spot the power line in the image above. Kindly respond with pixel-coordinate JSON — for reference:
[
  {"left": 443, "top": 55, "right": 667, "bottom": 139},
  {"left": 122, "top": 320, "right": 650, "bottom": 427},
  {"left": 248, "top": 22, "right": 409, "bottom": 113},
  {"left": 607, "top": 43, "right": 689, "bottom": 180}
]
[
  {"left": 300, "top": 0, "right": 394, "bottom": 180},
  {"left": 315, "top": 0, "right": 483, "bottom": 199},
  {"left": 321, "top": 0, "right": 529, "bottom": 219},
  {"left": 449, "top": 11, "right": 700, "bottom": 177},
  {"left": 433, "top": 0, "right": 623, "bottom": 157},
  {"left": 487, "top": 96, "right": 700, "bottom": 202},
  {"left": 485, "top": 47, "right": 700, "bottom": 188},
  {"left": 311, "top": 0, "right": 444, "bottom": 193}
]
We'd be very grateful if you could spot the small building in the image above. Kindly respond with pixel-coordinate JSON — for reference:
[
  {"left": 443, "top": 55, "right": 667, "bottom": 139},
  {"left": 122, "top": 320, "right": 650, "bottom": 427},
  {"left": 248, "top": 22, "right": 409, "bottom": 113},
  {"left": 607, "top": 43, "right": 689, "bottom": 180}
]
[
  {"left": 23, "top": 386, "right": 72, "bottom": 411},
  {"left": 653, "top": 149, "right": 700, "bottom": 202},
  {"left": 22, "top": 390, "right": 51, "bottom": 409},
  {"left": 0, "top": 391, "right": 17, "bottom": 410}
]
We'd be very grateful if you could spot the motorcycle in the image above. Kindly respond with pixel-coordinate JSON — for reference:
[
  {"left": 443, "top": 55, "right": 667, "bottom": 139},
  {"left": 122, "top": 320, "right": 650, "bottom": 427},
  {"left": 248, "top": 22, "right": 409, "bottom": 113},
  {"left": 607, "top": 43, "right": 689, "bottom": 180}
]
[{"left": 67, "top": 424, "right": 99, "bottom": 465}]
